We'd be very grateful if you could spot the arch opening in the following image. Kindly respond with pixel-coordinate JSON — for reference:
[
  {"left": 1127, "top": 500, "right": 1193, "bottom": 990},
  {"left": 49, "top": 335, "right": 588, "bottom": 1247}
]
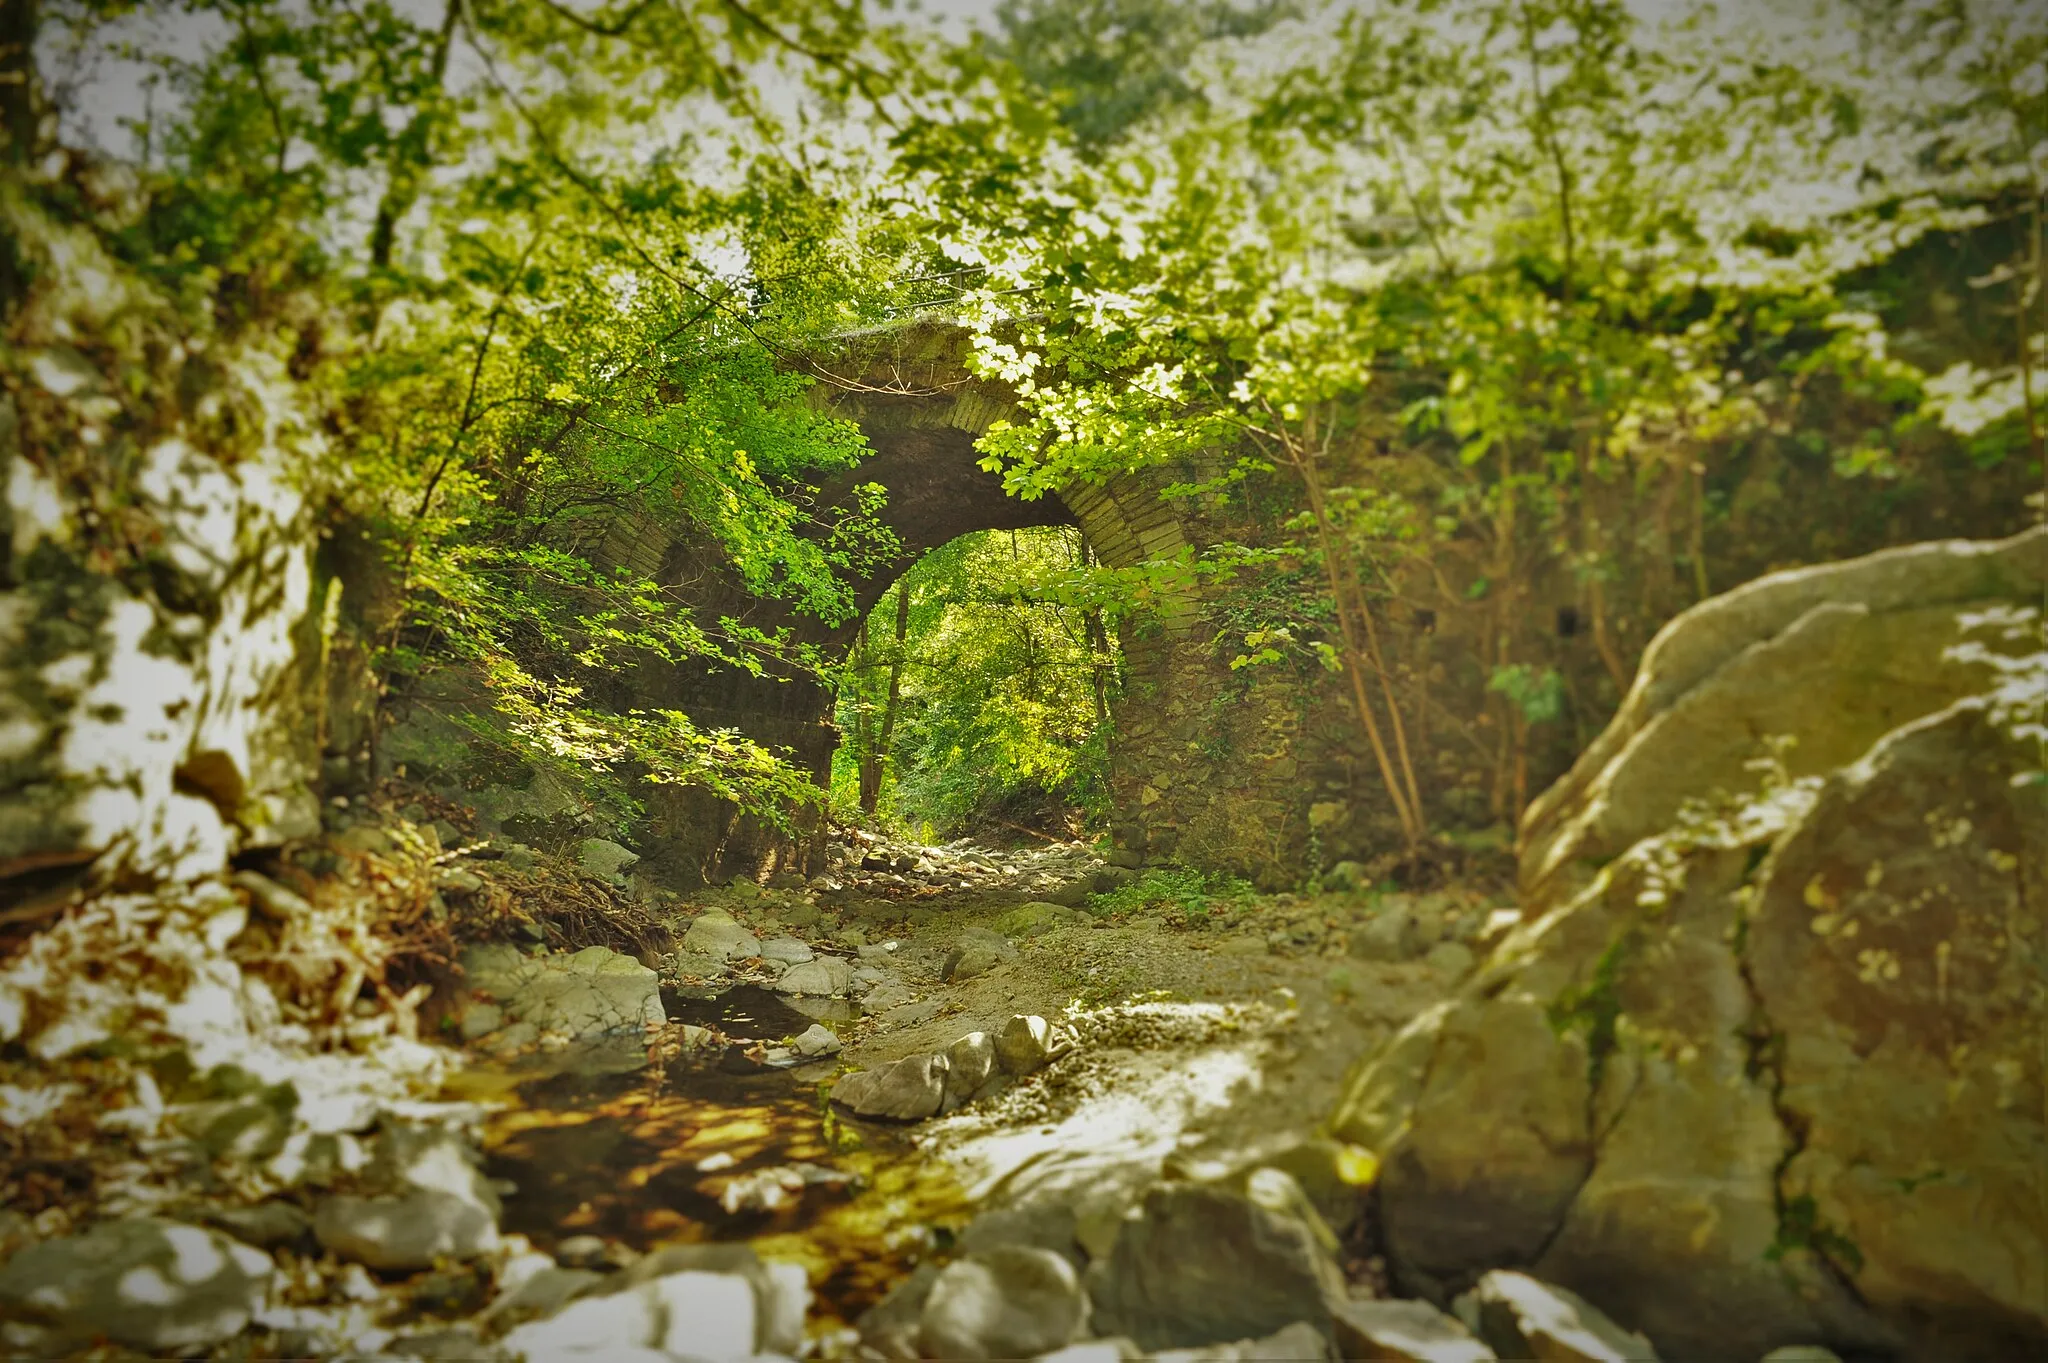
[
  {"left": 636, "top": 339, "right": 1210, "bottom": 886},
  {"left": 829, "top": 523, "right": 1122, "bottom": 843}
]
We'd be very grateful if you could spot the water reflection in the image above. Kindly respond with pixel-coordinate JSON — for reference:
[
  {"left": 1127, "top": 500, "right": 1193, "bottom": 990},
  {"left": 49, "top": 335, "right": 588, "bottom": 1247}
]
[
  {"left": 461, "top": 993, "right": 966, "bottom": 1327},
  {"left": 661, "top": 984, "right": 823, "bottom": 1038}
]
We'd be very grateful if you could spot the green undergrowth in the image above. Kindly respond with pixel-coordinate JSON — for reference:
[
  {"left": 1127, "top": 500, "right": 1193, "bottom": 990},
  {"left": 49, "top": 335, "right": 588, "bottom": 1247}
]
[{"left": 1089, "top": 864, "right": 1259, "bottom": 928}]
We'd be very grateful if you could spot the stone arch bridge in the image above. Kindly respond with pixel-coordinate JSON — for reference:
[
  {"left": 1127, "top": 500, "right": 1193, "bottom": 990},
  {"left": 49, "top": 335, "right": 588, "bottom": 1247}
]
[{"left": 591, "top": 322, "right": 1332, "bottom": 888}]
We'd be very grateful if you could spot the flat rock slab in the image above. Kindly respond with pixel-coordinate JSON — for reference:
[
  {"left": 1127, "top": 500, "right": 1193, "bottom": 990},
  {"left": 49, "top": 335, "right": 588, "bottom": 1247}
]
[
  {"left": 992, "top": 902, "right": 1091, "bottom": 938},
  {"left": 458, "top": 943, "right": 664, "bottom": 1040},
  {"left": 0, "top": 1218, "right": 274, "bottom": 1354},
  {"left": 881, "top": 1000, "right": 946, "bottom": 1028},
  {"left": 1332, "top": 1297, "right": 1497, "bottom": 1362},
  {"left": 759, "top": 936, "right": 815, "bottom": 965},
  {"left": 862, "top": 980, "right": 921, "bottom": 1010},
  {"left": 681, "top": 912, "right": 762, "bottom": 963},
  {"left": 1456, "top": 1271, "right": 1656, "bottom": 1363},
  {"left": 775, "top": 956, "right": 855, "bottom": 997},
  {"left": 315, "top": 1188, "right": 501, "bottom": 1271}
]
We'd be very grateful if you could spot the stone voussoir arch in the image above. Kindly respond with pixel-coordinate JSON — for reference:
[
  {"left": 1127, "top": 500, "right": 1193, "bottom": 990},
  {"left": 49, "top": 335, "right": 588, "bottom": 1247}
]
[
  {"left": 799, "top": 319, "right": 1201, "bottom": 635},
  {"left": 600, "top": 319, "right": 1253, "bottom": 886}
]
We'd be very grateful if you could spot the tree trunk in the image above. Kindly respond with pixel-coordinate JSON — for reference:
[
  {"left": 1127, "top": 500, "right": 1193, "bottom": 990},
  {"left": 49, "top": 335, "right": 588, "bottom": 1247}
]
[
  {"left": 370, "top": 0, "right": 463, "bottom": 269},
  {"left": 1085, "top": 605, "right": 1112, "bottom": 730},
  {"left": 1286, "top": 423, "right": 1426, "bottom": 853},
  {"left": 1488, "top": 442, "right": 1521, "bottom": 824},
  {"left": 852, "top": 619, "right": 879, "bottom": 814},
  {"left": 0, "top": 0, "right": 38, "bottom": 172},
  {"left": 869, "top": 581, "right": 911, "bottom": 813},
  {"left": 1577, "top": 466, "right": 1633, "bottom": 695}
]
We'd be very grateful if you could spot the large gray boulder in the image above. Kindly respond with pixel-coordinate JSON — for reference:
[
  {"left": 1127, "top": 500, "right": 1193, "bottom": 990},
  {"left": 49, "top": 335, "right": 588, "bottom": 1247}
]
[
  {"left": 830, "top": 1053, "right": 950, "bottom": 1121},
  {"left": 0, "top": 1218, "right": 274, "bottom": 1354},
  {"left": 1519, "top": 525, "right": 2045, "bottom": 912},
  {"left": 455, "top": 942, "right": 664, "bottom": 1041},
  {"left": 774, "top": 955, "right": 854, "bottom": 997},
  {"left": 1084, "top": 1179, "right": 1348, "bottom": 1351},
  {"left": 918, "top": 1245, "right": 1087, "bottom": 1359},
  {"left": 681, "top": 910, "right": 761, "bottom": 963},
  {"left": 576, "top": 837, "right": 640, "bottom": 880},
  {"left": 1, "top": 297, "right": 330, "bottom": 888},
  {"left": 1332, "top": 529, "right": 2048, "bottom": 1363}
]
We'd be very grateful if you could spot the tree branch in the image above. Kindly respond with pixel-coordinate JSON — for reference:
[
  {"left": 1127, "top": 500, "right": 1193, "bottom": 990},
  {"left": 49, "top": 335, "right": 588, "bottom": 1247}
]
[{"left": 535, "top": 0, "right": 657, "bottom": 38}]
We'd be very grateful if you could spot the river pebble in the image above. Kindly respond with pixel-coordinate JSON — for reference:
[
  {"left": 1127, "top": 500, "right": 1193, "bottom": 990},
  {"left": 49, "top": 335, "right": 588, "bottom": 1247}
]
[{"left": 995, "top": 1014, "right": 1056, "bottom": 1075}]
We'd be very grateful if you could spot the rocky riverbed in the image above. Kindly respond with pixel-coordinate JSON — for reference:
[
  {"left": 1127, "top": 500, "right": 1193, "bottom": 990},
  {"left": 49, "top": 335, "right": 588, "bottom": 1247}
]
[
  {"left": 3, "top": 530, "right": 2040, "bottom": 1362},
  {"left": 0, "top": 803, "right": 1529, "bottom": 1362}
]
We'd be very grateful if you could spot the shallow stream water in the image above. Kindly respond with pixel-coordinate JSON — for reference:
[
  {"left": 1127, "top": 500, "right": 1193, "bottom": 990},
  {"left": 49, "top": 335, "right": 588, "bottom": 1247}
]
[{"left": 441, "top": 986, "right": 965, "bottom": 1330}]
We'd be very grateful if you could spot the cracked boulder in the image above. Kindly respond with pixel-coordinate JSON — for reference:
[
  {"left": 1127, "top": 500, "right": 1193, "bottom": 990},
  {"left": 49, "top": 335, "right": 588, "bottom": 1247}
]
[
  {"left": 1744, "top": 700, "right": 2048, "bottom": 1358},
  {"left": 1331, "top": 528, "right": 2047, "bottom": 1363}
]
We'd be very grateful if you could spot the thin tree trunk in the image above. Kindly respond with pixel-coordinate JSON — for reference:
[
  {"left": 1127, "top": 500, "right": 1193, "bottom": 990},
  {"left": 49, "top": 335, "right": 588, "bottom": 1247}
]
[
  {"left": 1511, "top": 707, "right": 1529, "bottom": 821},
  {"left": 1352, "top": 552, "right": 1427, "bottom": 824},
  {"left": 1520, "top": 0, "right": 1576, "bottom": 302},
  {"left": 853, "top": 619, "right": 880, "bottom": 814},
  {"left": 2024, "top": 187, "right": 2047, "bottom": 776},
  {"left": 370, "top": 0, "right": 463, "bottom": 269},
  {"left": 1579, "top": 465, "right": 1632, "bottom": 693},
  {"left": 1085, "top": 608, "right": 1111, "bottom": 729},
  {"left": 871, "top": 580, "right": 911, "bottom": 811},
  {"left": 1588, "top": 571, "right": 1630, "bottom": 694},
  {"left": 1688, "top": 460, "right": 1711, "bottom": 601},
  {"left": 0, "top": 0, "right": 38, "bottom": 172},
  {"left": 1489, "top": 442, "right": 1520, "bottom": 822},
  {"left": 1080, "top": 540, "right": 1114, "bottom": 736},
  {"left": 1284, "top": 424, "right": 1426, "bottom": 852}
]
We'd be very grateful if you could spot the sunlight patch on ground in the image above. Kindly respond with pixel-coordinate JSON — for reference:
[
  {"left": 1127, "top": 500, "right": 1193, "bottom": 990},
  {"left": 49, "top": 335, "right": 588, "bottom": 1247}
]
[{"left": 929, "top": 1023, "right": 1272, "bottom": 1205}]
